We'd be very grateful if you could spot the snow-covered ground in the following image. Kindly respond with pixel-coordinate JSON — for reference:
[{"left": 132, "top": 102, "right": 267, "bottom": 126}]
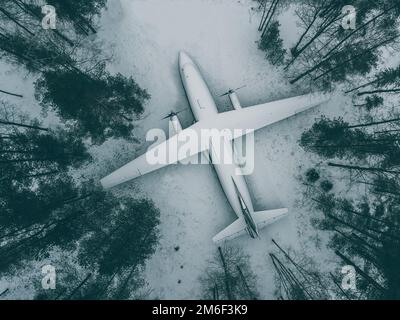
[
  {"left": 0, "top": 0, "right": 351, "bottom": 299},
  {"left": 90, "top": 0, "right": 347, "bottom": 299}
]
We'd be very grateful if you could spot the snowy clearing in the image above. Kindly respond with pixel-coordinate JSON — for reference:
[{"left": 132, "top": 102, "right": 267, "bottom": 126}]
[{"left": 82, "top": 0, "right": 348, "bottom": 299}]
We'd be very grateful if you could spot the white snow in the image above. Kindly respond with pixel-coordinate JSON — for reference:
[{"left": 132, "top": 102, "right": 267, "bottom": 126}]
[
  {"left": 90, "top": 0, "right": 345, "bottom": 299},
  {"left": 0, "top": 0, "right": 356, "bottom": 300}
]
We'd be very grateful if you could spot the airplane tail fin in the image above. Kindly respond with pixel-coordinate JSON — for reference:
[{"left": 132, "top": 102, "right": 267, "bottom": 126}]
[{"left": 212, "top": 208, "right": 288, "bottom": 243}]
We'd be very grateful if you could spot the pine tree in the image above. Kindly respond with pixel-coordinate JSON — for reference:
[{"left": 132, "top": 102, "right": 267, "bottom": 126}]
[
  {"left": 200, "top": 246, "right": 259, "bottom": 300},
  {"left": 47, "top": 0, "right": 107, "bottom": 35},
  {"left": 300, "top": 114, "right": 400, "bottom": 299},
  {"left": 258, "top": 20, "right": 286, "bottom": 66},
  {"left": 35, "top": 66, "right": 150, "bottom": 144}
]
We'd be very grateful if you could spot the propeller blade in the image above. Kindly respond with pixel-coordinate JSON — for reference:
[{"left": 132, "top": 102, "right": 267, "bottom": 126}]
[
  {"left": 162, "top": 114, "right": 172, "bottom": 120},
  {"left": 175, "top": 109, "right": 187, "bottom": 115},
  {"left": 161, "top": 109, "right": 188, "bottom": 120},
  {"left": 220, "top": 90, "right": 234, "bottom": 97},
  {"left": 234, "top": 85, "right": 247, "bottom": 91},
  {"left": 220, "top": 85, "right": 246, "bottom": 97}
]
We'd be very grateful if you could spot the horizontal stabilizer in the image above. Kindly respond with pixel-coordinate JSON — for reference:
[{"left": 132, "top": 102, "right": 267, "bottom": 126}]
[
  {"left": 212, "top": 208, "right": 288, "bottom": 243},
  {"left": 252, "top": 208, "right": 288, "bottom": 228},
  {"left": 212, "top": 218, "right": 248, "bottom": 243}
]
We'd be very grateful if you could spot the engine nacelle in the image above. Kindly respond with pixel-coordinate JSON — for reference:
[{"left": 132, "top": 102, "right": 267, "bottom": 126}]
[
  {"left": 169, "top": 115, "right": 183, "bottom": 136},
  {"left": 229, "top": 91, "right": 242, "bottom": 110}
]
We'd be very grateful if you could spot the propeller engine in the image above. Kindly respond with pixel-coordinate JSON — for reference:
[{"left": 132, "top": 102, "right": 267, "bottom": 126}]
[
  {"left": 162, "top": 109, "right": 185, "bottom": 120},
  {"left": 162, "top": 109, "right": 186, "bottom": 135},
  {"left": 220, "top": 85, "right": 246, "bottom": 110}
]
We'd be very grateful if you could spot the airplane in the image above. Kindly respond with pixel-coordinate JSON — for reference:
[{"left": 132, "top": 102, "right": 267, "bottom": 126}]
[{"left": 100, "top": 51, "right": 329, "bottom": 242}]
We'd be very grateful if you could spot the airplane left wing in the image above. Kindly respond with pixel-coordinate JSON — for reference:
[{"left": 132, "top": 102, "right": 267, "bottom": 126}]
[{"left": 100, "top": 123, "right": 211, "bottom": 189}]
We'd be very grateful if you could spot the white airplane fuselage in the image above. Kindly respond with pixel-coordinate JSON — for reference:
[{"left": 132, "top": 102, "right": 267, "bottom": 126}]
[
  {"left": 178, "top": 51, "right": 258, "bottom": 236},
  {"left": 100, "top": 50, "right": 327, "bottom": 240}
]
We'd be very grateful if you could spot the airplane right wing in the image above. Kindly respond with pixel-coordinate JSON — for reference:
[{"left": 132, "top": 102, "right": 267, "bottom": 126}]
[{"left": 209, "top": 93, "right": 330, "bottom": 140}]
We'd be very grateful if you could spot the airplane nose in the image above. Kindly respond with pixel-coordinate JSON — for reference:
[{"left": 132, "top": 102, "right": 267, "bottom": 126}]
[{"left": 179, "top": 51, "right": 193, "bottom": 68}]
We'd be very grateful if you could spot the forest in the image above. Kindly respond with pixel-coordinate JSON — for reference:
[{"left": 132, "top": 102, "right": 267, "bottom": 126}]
[
  {"left": 258, "top": 0, "right": 400, "bottom": 300},
  {"left": 0, "top": 0, "right": 159, "bottom": 299},
  {"left": 0, "top": 0, "right": 399, "bottom": 300}
]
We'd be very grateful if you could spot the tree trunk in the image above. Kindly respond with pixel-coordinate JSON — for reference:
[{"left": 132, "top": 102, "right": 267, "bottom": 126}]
[
  {"left": 290, "top": 7, "right": 322, "bottom": 55},
  {"left": 321, "top": 7, "right": 394, "bottom": 60},
  {"left": 0, "top": 43, "right": 41, "bottom": 71},
  {"left": 285, "top": 7, "right": 340, "bottom": 69},
  {"left": 0, "top": 7, "right": 34, "bottom": 36},
  {"left": 11, "top": 0, "right": 75, "bottom": 47},
  {"left": 0, "top": 157, "right": 66, "bottom": 164},
  {"left": 66, "top": 273, "right": 92, "bottom": 300},
  {"left": 346, "top": 117, "right": 400, "bottom": 129},
  {"left": 258, "top": 0, "right": 268, "bottom": 31},
  {"left": 329, "top": 273, "right": 351, "bottom": 300},
  {"left": 335, "top": 250, "right": 387, "bottom": 293},
  {"left": 115, "top": 265, "right": 137, "bottom": 299},
  {"left": 261, "top": 0, "right": 280, "bottom": 38},
  {"left": 259, "top": 0, "right": 276, "bottom": 32},
  {"left": 326, "top": 213, "right": 381, "bottom": 242},
  {"left": 213, "top": 284, "right": 219, "bottom": 300},
  {"left": 0, "top": 120, "right": 48, "bottom": 131},
  {"left": 78, "top": 15, "right": 97, "bottom": 34},
  {"left": 345, "top": 78, "right": 381, "bottom": 94},
  {"left": 357, "top": 88, "right": 400, "bottom": 96},
  {"left": 328, "top": 162, "right": 400, "bottom": 175},
  {"left": 270, "top": 253, "right": 313, "bottom": 300},
  {"left": 236, "top": 265, "right": 256, "bottom": 300},
  {"left": 218, "top": 246, "right": 234, "bottom": 300},
  {"left": 272, "top": 239, "right": 314, "bottom": 285},
  {"left": 313, "top": 36, "right": 398, "bottom": 81},
  {"left": 291, "top": 35, "right": 398, "bottom": 84},
  {"left": 0, "top": 89, "right": 23, "bottom": 98},
  {"left": 374, "top": 129, "right": 400, "bottom": 134},
  {"left": 334, "top": 228, "right": 383, "bottom": 270},
  {"left": 0, "top": 170, "right": 59, "bottom": 183},
  {"left": 0, "top": 288, "right": 9, "bottom": 297}
]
